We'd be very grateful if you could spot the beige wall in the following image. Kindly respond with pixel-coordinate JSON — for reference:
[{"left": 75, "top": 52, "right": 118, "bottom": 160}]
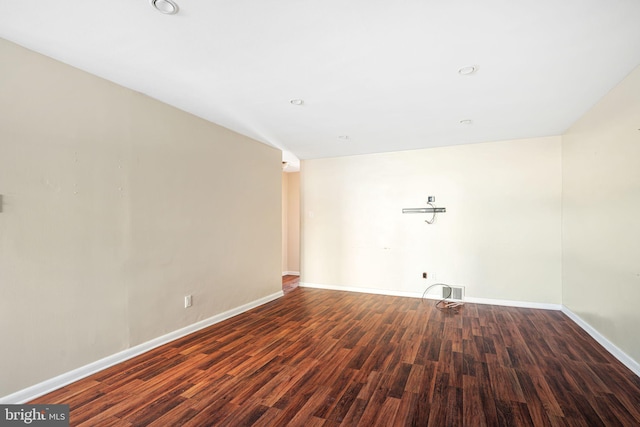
[
  {"left": 287, "top": 173, "right": 300, "bottom": 273},
  {"left": 282, "top": 172, "right": 289, "bottom": 272},
  {"left": 562, "top": 66, "right": 640, "bottom": 363},
  {"left": 301, "top": 137, "right": 563, "bottom": 303},
  {"left": 0, "top": 38, "right": 282, "bottom": 397},
  {"left": 281, "top": 172, "right": 301, "bottom": 274}
]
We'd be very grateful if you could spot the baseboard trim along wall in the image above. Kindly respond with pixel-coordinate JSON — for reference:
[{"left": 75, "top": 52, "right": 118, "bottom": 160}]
[
  {"left": 282, "top": 271, "right": 300, "bottom": 276},
  {"left": 463, "top": 296, "right": 562, "bottom": 311},
  {"left": 300, "top": 282, "right": 639, "bottom": 377},
  {"left": 561, "top": 306, "right": 640, "bottom": 378},
  {"left": 300, "top": 282, "right": 432, "bottom": 301},
  {"left": 0, "top": 291, "right": 284, "bottom": 404},
  {"left": 299, "top": 282, "right": 562, "bottom": 310}
]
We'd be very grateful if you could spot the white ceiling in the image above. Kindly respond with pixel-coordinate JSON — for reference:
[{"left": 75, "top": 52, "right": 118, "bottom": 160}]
[{"left": 2, "top": 1, "right": 640, "bottom": 169}]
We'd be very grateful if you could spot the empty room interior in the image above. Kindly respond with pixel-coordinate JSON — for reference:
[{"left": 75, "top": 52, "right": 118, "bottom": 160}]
[{"left": 1, "top": 1, "right": 640, "bottom": 425}]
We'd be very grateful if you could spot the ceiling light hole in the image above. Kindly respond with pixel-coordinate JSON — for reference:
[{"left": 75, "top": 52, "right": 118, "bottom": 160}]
[
  {"left": 458, "top": 65, "right": 477, "bottom": 76},
  {"left": 290, "top": 99, "right": 304, "bottom": 106},
  {"left": 151, "top": 0, "right": 179, "bottom": 15}
]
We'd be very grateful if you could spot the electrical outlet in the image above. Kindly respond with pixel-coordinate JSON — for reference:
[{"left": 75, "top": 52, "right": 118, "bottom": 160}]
[{"left": 184, "top": 295, "right": 193, "bottom": 308}]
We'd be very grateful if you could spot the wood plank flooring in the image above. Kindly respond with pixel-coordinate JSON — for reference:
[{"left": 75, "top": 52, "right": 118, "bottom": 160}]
[{"left": 32, "top": 288, "right": 640, "bottom": 426}]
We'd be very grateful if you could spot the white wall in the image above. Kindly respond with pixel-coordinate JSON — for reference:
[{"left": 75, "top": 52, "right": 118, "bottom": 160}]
[
  {"left": 0, "top": 38, "right": 282, "bottom": 397},
  {"left": 562, "top": 65, "right": 640, "bottom": 364},
  {"left": 301, "top": 136, "right": 562, "bottom": 304}
]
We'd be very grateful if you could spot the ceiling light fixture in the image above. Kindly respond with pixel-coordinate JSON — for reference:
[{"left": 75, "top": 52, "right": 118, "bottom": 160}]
[
  {"left": 290, "top": 99, "right": 304, "bottom": 106},
  {"left": 459, "top": 119, "right": 473, "bottom": 125},
  {"left": 458, "top": 65, "right": 477, "bottom": 76},
  {"left": 151, "top": 0, "right": 179, "bottom": 15}
]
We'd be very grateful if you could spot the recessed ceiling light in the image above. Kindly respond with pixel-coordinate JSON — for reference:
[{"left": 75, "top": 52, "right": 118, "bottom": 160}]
[
  {"left": 151, "top": 0, "right": 179, "bottom": 15},
  {"left": 290, "top": 99, "right": 304, "bottom": 106},
  {"left": 458, "top": 65, "right": 477, "bottom": 76},
  {"left": 337, "top": 135, "right": 350, "bottom": 141},
  {"left": 459, "top": 119, "right": 473, "bottom": 125}
]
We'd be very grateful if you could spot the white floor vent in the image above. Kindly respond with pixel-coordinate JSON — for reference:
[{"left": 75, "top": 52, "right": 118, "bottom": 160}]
[{"left": 442, "top": 285, "right": 465, "bottom": 301}]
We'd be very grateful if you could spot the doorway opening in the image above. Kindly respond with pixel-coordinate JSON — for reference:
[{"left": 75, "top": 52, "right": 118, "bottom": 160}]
[{"left": 282, "top": 169, "right": 300, "bottom": 292}]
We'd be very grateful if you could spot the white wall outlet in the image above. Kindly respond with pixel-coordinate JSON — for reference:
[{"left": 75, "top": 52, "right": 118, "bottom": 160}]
[{"left": 184, "top": 295, "right": 193, "bottom": 308}]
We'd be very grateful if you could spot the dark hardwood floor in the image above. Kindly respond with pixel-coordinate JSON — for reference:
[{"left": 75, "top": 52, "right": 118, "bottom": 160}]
[{"left": 32, "top": 288, "right": 640, "bottom": 426}]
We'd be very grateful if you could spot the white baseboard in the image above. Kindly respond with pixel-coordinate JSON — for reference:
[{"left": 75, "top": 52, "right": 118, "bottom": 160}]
[
  {"left": 561, "top": 306, "right": 640, "bottom": 377},
  {"left": 0, "top": 291, "right": 284, "bottom": 404},
  {"left": 282, "top": 271, "right": 300, "bottom": 276},
  {"left": 464, "top": 296, "right": 562, "bottom": 310},
  {"left": 300, "top": 282, "right": 423, "bottom": 299},
  {"left": 299, "top": 282, "right": 562, "bottom": 310}
]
